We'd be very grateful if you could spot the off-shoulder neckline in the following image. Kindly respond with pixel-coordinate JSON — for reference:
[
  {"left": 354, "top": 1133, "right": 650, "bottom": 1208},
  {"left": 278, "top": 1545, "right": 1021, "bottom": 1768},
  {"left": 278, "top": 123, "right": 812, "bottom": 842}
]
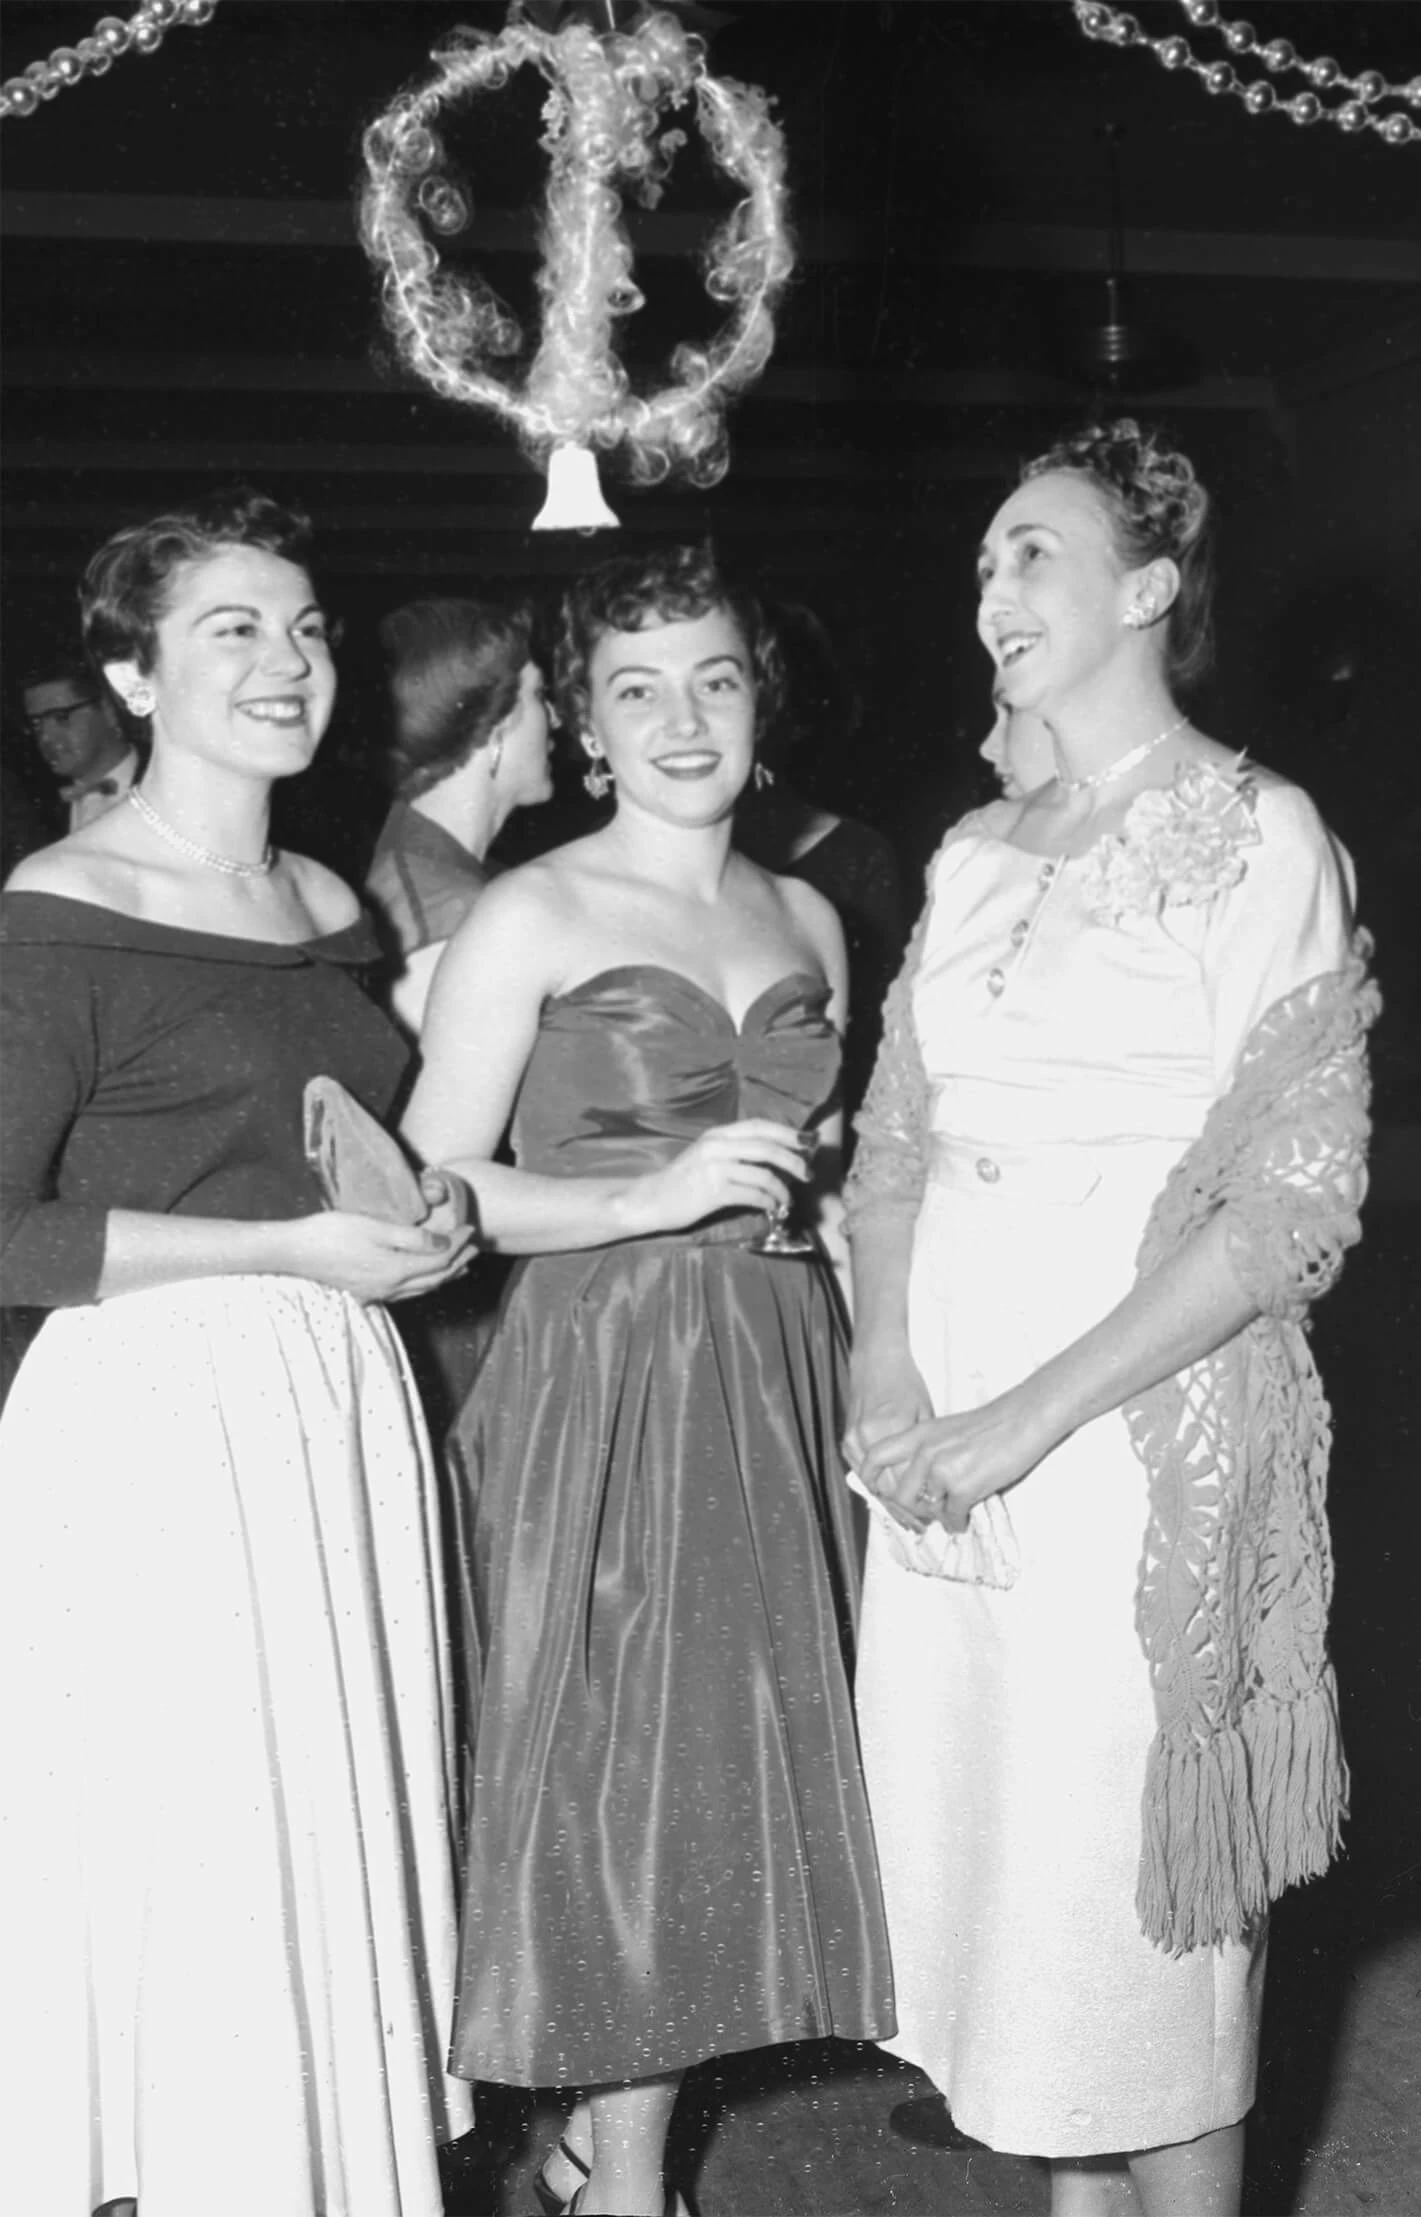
[{"left": 0, "top": 889, "right": 376, "bottom": 967}]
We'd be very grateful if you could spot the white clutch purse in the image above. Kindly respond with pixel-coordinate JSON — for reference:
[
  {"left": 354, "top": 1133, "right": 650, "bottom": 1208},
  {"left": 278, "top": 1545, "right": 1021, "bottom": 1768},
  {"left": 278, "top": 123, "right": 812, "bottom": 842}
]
[{"left": 846, "top": 1469, "right": 1021, "bottom": 1589}]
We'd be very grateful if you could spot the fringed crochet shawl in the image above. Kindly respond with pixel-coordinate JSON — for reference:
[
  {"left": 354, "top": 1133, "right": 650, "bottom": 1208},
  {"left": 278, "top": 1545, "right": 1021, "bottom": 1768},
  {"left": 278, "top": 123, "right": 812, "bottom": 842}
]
[
  {"left": 1126, "top": 935, "right": 1377, "bottom": 1951},
  {"left": 845, "top": 852, "right": 1379, "bottom": 1954}
]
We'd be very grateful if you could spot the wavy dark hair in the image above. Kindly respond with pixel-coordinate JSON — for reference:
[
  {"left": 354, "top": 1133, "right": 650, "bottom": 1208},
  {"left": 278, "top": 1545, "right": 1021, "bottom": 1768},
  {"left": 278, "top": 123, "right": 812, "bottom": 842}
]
[
  {"left": 1020, "top": 418, "right": 1215, "bottom": 693},
  {"left": 379, "top": 597, "right": 534, "bottom": 800},
  {"left": 80, "top": 487, "right": 318, "bottom": 675},
  {"left": 554, "top": 541, "right": 783, "bottom": 742}
]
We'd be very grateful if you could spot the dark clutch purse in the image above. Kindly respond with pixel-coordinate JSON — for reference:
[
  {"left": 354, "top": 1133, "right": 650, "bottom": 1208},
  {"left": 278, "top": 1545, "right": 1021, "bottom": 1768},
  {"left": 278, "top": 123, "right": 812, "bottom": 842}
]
[{"left": 302, "top": 1076, "right": 426, "bottom": 1226}]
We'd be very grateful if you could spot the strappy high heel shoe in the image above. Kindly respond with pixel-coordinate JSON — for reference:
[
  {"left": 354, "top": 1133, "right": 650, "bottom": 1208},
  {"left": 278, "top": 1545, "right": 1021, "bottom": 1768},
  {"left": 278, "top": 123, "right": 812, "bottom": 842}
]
[{"left": 532, "top": 2133, "right": 591, "bottom": 2216}]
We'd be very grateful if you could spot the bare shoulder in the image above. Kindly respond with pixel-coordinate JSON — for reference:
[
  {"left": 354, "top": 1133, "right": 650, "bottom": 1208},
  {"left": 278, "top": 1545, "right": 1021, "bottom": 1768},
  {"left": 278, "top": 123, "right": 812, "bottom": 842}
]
[
  {"left": 458, "top": 850, "right": 577, "bottom": 934},
  {"left": 5, "top": 834, "right": 130, "bottom": 904},
  {"left": 772, "top": 866, "right": 840, "bottom": 946},
  {"left": 439, "top": 850, "right": 586, "bottom": 981},
  {"left": 280, "top": 851, "right": 362, "bottom": 934},
  {"left": 734, "top": 857, "right": 845, "bottom": 989}
]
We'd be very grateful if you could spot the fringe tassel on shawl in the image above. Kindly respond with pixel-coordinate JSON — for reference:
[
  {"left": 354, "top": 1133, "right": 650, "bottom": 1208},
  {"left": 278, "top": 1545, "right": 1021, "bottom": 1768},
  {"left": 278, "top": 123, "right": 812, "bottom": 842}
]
[{"left": 1138, "top": 1684, "right": 1349, "bottom": 1954}]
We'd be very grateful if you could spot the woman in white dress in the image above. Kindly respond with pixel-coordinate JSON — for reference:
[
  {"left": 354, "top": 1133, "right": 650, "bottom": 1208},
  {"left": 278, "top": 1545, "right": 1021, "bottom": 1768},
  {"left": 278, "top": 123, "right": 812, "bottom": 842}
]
[
  {"left": 847, "top": 421, "right": 1374, "bottom": 2216},
  {"left": 0, "top": 489, "right": 475, "bottom": 2217}
]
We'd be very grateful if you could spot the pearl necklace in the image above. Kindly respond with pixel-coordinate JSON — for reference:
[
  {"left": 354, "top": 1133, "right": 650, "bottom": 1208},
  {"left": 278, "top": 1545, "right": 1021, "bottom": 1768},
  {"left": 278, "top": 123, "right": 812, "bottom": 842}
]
[
  {"left": 1056, "top": 713, "right": 1190, "bottom": 795},
  {"left": 128, "top": 788, "right": 275, "bottom": 878}
]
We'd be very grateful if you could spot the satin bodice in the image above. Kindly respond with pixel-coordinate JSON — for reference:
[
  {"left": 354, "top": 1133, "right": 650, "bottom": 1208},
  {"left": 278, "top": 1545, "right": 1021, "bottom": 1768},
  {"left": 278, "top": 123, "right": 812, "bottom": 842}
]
[{"left": 512, "top": 966, "right": 840, "bottom": 1179}]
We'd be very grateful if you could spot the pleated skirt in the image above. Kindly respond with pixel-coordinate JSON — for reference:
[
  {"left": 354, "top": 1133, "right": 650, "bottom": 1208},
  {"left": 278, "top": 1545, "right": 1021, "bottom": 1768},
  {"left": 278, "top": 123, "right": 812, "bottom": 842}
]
[
  {"left": 448, "top": 1227, "right": 895, "bottom": 2087},
  {"left": 0, "top": 1276, "right": 473, "bottom": 2217}
]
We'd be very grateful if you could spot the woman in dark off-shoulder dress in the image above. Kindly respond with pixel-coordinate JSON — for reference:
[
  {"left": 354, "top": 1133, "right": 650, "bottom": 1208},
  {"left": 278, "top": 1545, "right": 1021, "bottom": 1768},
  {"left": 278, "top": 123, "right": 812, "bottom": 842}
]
[{"left": 0, "top": 491, "right": 475, "bottom": 2217}]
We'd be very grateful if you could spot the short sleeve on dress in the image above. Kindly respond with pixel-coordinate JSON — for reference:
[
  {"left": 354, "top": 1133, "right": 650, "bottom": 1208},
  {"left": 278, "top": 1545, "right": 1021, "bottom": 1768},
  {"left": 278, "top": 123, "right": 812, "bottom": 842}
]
[{"left": 1202, "top": 778, "right": 1356, "bottom": 1093}]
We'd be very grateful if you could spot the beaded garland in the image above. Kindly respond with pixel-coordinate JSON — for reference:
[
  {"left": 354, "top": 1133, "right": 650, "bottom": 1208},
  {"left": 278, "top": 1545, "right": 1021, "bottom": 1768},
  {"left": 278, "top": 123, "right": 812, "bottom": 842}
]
[
  {"left": 0, "top": 0, "right": 217, "bottom": 123},
  {"left": 1072, "top": 0, "right": 1421, "bottom": 147}
]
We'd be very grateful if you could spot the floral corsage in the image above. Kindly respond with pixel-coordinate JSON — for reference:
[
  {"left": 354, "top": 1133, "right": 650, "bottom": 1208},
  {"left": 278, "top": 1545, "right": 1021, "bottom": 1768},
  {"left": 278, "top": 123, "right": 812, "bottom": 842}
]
[{"left": 1079, "top": 762, "right": 1260, "bottom": 927}]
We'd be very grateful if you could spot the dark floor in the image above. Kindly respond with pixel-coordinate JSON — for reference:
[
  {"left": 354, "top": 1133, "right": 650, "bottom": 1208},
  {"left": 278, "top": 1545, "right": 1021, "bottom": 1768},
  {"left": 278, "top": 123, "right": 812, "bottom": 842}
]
[{"left": 441, "top": 1190, "right": 1421, "bottom": 2217}]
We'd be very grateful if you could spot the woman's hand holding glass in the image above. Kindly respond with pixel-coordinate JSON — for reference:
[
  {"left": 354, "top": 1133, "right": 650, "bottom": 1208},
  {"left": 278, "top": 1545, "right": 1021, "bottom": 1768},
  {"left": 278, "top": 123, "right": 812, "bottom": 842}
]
[
  {"left": 631, "top": 1118, "right": 810, "bottom": 1237},
  {"left": 749, "top": 1127, "right": 820, "bottom": 1255}
]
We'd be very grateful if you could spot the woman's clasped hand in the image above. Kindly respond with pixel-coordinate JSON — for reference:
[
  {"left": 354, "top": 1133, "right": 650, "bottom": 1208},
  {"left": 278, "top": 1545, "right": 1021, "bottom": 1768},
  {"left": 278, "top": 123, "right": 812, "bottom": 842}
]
[
  {"left": 851, "top": 1386, "right": 1056, "bottom": 1535},
  {"left": 286, "top": 1169, "right": 476, "bottom": 1305}
]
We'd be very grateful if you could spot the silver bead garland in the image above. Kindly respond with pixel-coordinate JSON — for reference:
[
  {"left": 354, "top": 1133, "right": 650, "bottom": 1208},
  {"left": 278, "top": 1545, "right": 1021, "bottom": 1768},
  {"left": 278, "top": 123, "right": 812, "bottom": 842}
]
[
  {"left": 1071, "top": 0, "right": 1421, "bottom": 146},
  {"left": 0, "top": 0, "right": 218, "bottom": 123}
]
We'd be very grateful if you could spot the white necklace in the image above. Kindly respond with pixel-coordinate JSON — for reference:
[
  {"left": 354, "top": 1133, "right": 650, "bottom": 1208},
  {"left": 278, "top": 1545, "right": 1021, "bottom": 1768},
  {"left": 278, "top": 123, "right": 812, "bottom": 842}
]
[
  {"left": 1056, "top": 713, "right": 1190, "bottom": 795},
  {"left": 128, "top": 787, "right": 275, "bottom": 878}
]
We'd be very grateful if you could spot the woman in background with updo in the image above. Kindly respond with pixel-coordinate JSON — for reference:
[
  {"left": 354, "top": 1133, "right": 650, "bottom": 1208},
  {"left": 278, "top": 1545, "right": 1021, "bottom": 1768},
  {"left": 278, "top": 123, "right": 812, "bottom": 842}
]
[
  {"left": 364, "top": 595, "right": 553, "bottom": 1036},
  {"left": 363, "top": 598, "right": 556, "bottom": 1448},
  {"left": 847, "top": 422, "right": 1375, "bottom": 2214}
]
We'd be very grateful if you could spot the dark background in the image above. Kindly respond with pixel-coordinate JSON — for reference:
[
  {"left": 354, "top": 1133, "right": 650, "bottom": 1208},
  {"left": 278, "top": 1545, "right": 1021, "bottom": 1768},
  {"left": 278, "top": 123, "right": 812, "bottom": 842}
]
[
  {"left": 3, "top": 0, "right": 1419, "bottom": 925},
  {"left": 2, "top": 6, "right": 1418, "bottom": 2202}
]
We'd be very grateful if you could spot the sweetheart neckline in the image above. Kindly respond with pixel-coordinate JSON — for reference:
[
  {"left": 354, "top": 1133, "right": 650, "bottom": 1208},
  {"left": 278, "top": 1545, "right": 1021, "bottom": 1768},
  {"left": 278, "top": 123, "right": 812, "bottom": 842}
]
[{"left": 545, "top": 964, "right": 828, "bottom": 1036}]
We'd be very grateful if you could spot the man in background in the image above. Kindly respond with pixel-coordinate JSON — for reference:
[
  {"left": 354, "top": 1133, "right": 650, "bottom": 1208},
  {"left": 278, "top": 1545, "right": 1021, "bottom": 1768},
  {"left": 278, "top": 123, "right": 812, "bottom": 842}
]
[{"left": 20, "top": 654, "right": 139, "bottom": 831}]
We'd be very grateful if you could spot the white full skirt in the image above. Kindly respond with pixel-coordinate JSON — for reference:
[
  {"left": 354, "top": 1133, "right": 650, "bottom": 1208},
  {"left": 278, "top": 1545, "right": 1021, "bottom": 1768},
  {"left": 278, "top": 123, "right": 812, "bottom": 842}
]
[
  {"left": 0, "top": 1276, "right": 473, "bottom": 2217},
  {"left": 856, "top": 1147, "right": 1264, "bottom": 2158}
]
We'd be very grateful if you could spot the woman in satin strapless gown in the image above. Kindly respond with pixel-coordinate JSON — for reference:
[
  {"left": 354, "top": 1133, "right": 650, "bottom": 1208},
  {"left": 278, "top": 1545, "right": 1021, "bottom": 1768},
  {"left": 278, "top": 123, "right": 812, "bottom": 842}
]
[{"left": 404, "top": 544, "right": 893, "bottom": 2217}]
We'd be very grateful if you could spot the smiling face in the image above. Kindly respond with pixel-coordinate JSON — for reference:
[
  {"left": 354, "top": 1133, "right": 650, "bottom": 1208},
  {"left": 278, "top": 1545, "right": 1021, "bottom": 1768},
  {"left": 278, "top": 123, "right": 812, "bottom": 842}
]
[
  {"left": 976, "top": 471, "right": 1146, "bottom": 715},
  {"left": 109, "top": 543, "right": 335, "bottom": 780},
  {"left": 585, "top": 607, "right": 756, "bottom": 825},
  {"left": 494, "top": 660, "right": 554, "bottom": 808}
]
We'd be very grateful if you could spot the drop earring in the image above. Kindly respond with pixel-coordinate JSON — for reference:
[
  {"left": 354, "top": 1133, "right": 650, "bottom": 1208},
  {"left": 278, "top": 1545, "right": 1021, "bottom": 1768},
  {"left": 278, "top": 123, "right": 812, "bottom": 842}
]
[
  {"left": 486, "top": 735, "right": 505, "bottom": 781},
  {"left": 753, "top": 760, "right": 775, "bottom": 791},
  {"left": 583, "top": 742, "right": 612, "bottom": 801}
]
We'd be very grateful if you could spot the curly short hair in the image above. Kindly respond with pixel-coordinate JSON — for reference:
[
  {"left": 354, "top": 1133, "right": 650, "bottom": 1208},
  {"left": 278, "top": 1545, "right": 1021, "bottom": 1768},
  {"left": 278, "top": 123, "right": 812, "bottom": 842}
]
[
  {"left": 80, "top": 487, "right": 317, "bottom": 674},
  {"left": 379, "top": 598, "right": 534, "bottom": 800},
  {"left": 1021, "top": 419, "right": 1215, "bottom": 692},
  {"left": 554, "top": 542, "right": 783, "bottom": 741}
]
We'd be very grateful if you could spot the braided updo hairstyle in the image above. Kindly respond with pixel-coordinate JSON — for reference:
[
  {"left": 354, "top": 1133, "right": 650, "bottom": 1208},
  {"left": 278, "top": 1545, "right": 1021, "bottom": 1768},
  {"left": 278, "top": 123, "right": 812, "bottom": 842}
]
[{"left": 1021, "top": 419, "right": 1215, "bottom": 692}]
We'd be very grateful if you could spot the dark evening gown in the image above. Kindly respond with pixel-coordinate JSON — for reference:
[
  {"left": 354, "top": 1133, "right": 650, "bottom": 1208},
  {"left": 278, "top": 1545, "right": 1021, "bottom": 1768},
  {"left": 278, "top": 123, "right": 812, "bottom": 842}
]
[{"left": 448, "top": 965, "right": 894, "bottom": 2088}]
